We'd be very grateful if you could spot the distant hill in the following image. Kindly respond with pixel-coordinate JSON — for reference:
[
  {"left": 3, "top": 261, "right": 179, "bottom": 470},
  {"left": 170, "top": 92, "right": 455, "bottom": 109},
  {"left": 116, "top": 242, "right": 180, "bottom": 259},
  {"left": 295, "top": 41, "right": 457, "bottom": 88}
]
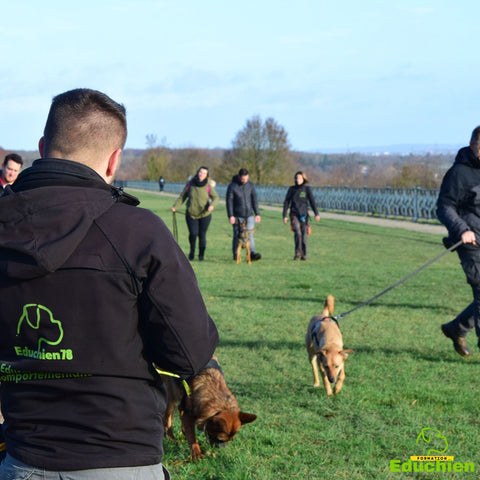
[{"left": 315, "top": 144, "right": 463, "bottom": 155}]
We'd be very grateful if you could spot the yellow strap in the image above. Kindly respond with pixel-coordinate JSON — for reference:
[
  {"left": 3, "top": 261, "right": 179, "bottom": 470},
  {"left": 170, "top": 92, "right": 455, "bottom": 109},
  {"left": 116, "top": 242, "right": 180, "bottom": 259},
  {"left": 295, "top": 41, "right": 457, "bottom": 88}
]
[
  {"left": 0, "top": 442, "right": 5, "bottom": 452},
  {"left": 153, "top": 365, "right": 191, "bottom": 396}
]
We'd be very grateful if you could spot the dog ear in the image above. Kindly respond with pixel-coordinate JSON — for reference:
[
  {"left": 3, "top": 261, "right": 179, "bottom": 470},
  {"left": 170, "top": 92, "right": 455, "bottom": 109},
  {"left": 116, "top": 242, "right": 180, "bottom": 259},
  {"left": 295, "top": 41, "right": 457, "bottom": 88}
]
[
  {"left": 341, "top": 349, "right": 354, "bottom": 359},
  {"left": 317, "top": 349, "right": 327, "bottom": 359},
  {"left": 239, "top": 412, "right": 257, "bottom": 425}
]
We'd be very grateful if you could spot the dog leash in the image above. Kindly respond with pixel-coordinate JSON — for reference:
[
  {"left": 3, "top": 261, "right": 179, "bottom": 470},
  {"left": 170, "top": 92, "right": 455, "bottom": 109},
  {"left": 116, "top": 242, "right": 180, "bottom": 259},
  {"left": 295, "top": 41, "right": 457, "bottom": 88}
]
[
  {"left": 153, "top": 364, "right": 192, "bottom": 396},
  {"left": 172, "top": 211, "right": 178, "bottom": 242},
  {"left": 334, "top": 239, "right": 463, "bottom": 321}
]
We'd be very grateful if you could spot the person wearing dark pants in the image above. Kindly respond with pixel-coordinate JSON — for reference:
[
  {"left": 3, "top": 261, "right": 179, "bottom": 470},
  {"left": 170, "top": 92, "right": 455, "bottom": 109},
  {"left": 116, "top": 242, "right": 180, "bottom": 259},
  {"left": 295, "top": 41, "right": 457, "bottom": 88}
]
[
  {"left": 185, "top": 214, "right": 212, "bottom": 261},
  {"left": 283, "top": 171, "right": 320, "bottom": 260},
  {"left": 437, "top": 125, "right": 480, "bottom": 357},
  {"left": 172, "top": 166, "right": 219, "bottom": 261}
]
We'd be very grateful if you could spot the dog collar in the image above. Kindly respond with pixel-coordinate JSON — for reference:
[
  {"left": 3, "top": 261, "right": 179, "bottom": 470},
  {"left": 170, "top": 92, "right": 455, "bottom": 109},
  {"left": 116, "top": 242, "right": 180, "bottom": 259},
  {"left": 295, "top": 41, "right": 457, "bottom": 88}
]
[{"left": 153, "top": 364, "right": 192, "bottom": 396}]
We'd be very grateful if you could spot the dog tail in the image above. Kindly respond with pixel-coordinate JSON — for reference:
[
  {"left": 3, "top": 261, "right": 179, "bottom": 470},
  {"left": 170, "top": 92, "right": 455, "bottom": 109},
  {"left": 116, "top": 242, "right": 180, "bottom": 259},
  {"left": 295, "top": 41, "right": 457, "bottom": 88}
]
[{"left": 322, "top": 295, "right": 335, "bottom": 317}]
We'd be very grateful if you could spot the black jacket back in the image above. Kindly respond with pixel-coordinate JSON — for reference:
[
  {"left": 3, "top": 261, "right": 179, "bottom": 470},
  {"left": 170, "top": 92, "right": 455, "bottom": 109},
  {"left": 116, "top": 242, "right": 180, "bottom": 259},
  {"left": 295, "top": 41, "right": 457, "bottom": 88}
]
[{"left": 0, "top": 159, "right": 218, "bottom": 470}]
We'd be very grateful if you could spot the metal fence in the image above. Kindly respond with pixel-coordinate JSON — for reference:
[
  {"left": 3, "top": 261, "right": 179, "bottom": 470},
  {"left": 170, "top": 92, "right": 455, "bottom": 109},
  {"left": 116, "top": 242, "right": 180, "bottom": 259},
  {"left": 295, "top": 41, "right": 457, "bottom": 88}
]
[{"left": 115, "top": 180, "right": 440, "bottom": 222}]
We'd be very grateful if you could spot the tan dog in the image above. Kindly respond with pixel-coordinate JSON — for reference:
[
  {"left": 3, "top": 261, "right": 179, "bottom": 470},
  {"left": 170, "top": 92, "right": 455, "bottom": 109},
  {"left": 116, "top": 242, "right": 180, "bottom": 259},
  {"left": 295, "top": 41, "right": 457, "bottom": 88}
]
[
  {"left": 236, "top": 219, "right": 251, "bottom": 265},
  {"left": 162, "top": 356, "right": 257, "bottom": 460},
  {"left": 305, "top": 295, "right": 353, "bottom": 396}
]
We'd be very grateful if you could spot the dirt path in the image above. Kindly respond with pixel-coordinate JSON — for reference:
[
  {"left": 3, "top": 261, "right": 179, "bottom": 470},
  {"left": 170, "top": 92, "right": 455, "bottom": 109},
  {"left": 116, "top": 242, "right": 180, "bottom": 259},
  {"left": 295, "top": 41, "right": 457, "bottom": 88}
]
[{"left": 137, "top": 189, "right": 447, "bottom": 236}]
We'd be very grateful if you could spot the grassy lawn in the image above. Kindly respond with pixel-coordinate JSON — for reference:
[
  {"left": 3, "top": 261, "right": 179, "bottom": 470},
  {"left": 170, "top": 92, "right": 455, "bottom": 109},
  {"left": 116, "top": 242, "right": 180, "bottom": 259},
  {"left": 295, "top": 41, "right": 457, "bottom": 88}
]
[{"left": 136, "top": 190, "right": 479, "bottom": 480}]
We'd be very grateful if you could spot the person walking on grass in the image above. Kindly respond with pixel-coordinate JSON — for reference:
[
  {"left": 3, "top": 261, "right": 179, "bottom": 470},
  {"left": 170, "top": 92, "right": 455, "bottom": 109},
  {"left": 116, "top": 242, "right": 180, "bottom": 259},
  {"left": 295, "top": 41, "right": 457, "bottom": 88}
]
[
  {"left": 0, "top": 88, "right": 218, "bottom": 479},
  {"left": 437, "top": 125, "right": 480, "bottom": 357},
  {"left": 172, "top": 166, "right": 219, "bottom": 261},
  {"left": 226, "top": 168, "right": 262, "bottom": 261},
  {"left": 283, "top": 171, "right": 320, "bottom": 260}
]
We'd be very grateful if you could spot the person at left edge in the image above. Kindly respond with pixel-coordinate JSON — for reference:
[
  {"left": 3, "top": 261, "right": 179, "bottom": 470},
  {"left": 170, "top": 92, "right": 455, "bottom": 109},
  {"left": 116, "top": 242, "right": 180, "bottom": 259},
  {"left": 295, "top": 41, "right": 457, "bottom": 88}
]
[
  {"left": 0, "top": 153, "right": 23, "bottom": 193},
  {"left": 0, "top": 88, "right": 218, "bottom": 479}
]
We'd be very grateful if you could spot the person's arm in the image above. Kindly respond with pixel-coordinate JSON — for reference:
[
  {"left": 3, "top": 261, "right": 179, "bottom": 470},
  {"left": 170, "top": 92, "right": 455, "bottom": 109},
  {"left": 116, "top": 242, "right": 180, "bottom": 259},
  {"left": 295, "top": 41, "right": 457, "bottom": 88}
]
[
  {"left": 139, "top": 217, "right": 218, "bottom": 377},
  {"left": 306, "top": 186, "right": 320, "bottom": 220},
  {"left": 251, "top": 184, "right": 260, "bottom": 216},
  {"left": 437, "top": 167, "right": 471, "bottom": 241},
  {"left": 172, "top": 184, "right": 189, "bottom": 212},
  {"left": 283, "top": 187, "right": 292, "bottom": 223},
  {"left": 208, "top": 183, "right": 219, "bottom": 209}
]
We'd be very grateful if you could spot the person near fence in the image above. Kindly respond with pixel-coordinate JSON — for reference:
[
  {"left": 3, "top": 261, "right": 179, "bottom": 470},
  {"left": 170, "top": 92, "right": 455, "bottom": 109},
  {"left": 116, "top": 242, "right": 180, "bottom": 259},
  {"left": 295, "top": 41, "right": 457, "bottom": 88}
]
[
  {"left": 226, "top": 168, "right": 262, "bottom": 261},
  {"left": 0, "top": 88, "right": 219, "bottom": 479},
  {"left": 437, "top": 125, "right": 480, "bottom": 357},
  {"left": 158, "top": 175, "right": 165, "bottom": 192},
  {"left": 172, "top": 166, "right": 219, "bottom": 261},
  {"left": 282, "top": 171, "right": 320, "bottom": 260}
]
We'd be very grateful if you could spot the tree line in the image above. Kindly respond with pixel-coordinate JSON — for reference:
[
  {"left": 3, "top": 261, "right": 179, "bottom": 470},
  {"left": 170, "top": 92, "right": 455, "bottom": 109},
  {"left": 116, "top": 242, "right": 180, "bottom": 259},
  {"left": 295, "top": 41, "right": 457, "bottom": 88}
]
[
  {"left": 1, "top": 116, "right": 457, "bottom": 190},
  {"left": 117, "top": 115, "right": 455, "bottom": 189}
]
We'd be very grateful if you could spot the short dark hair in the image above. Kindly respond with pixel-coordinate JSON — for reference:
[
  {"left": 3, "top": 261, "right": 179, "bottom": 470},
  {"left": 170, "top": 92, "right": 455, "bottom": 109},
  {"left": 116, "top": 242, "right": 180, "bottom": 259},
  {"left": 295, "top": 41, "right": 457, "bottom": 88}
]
[
  {"left": 43, "top": 88, "right": 127, "bottom": 157},
  {"left": 471, "top": 126, "right": 480, "bottom": 145},
  {"left": 238, "top": 168, "right": 249, "bottom": 177},
  {"left": 3, "top": 153, "right": 23, "bottom": 167}
]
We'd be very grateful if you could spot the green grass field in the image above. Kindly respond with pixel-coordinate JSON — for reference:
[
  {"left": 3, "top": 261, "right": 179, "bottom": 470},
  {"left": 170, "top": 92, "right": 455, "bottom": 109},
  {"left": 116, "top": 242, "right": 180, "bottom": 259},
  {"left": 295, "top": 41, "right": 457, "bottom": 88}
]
[{"left": 136, "top": 190, "right": 479, "bottom": 480}]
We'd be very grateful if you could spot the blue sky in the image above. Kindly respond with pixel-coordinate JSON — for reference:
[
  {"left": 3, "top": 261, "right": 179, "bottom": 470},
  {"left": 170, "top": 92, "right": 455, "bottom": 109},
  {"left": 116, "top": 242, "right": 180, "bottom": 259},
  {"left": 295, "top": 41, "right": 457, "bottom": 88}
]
[{"left": 1, "top": 0, "right": 478, "bottom": 152}]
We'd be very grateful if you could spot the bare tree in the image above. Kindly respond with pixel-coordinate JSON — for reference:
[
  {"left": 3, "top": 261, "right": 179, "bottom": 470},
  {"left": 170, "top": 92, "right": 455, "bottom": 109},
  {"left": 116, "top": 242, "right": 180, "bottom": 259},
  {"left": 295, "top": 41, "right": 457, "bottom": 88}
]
[
  {"left": 224, "top": 115, "right": 292, "bottom": 184},
  {"left": 143, "top": 134, "right": 170, "bottom": 181}
]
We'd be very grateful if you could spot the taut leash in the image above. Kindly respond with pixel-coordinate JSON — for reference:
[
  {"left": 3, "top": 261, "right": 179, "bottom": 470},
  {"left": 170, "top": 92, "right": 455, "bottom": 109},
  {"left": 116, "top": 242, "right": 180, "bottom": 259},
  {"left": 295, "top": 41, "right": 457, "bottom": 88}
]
[
  {"left": 335, "top": 240, "right": 463, "bottom": 321},
  {"left": 172, "top": 211, "right": 178, "bottom": 242}
]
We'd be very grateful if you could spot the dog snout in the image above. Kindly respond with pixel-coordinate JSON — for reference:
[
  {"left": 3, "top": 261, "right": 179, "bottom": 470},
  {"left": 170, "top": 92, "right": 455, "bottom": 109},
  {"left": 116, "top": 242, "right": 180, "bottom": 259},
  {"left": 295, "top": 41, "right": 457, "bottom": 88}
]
[{"left": 206, "top": 434, "right": 227, "bottom": 448}]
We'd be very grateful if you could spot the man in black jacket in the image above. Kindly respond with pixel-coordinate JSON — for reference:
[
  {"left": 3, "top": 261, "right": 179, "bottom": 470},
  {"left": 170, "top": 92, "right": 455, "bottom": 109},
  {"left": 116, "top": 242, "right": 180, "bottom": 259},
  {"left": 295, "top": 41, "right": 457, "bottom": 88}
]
[
  {"left": 0, "top": 89, "right": 218, "bottom": 479},
  {"left": 226, "top": 168, "right": 262, "bottom": 261},
  {"left": 437, "top": 126, "right": 480, "bottom": 357}
]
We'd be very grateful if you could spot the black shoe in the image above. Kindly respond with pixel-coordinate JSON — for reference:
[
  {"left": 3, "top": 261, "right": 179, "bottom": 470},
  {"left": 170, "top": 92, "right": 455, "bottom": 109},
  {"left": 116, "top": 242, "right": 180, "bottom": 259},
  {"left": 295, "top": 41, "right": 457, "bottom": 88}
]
[
  {"left": 198, "top": 256, "right": 204, "bottom": 261},
  {"left": 188, "top": 252, "right": 194, "bottom": 261},
  {"left": 441, "top": 324, "right": 471, "bottom": 356},
  {"left": 293, "top": 254, "right": 301, "bottom": 260},
  {"left": 233, "top": 254, "right": 237, "bottom": 261},
  {"left": 251, "top": 252, "right": 261, "bottom": 261}
]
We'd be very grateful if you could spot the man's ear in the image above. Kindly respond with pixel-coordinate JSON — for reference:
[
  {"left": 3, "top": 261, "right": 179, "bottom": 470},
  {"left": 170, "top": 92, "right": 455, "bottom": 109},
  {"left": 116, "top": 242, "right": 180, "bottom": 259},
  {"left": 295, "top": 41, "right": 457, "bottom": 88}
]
[
  {"left": 38, "top": 137, "right": 45, "bottom": 157},
  {"left": 105, "top": 148, "right": 122, "bottom": 183}
]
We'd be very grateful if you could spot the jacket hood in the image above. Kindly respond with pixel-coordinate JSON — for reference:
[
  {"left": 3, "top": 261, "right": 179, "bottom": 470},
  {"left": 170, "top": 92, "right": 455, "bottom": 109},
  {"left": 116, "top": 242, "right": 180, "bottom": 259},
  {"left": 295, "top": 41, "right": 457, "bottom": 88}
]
[
  {"left": 0, "top": 158, "right": 139, "bottom": 280},
  {"left": 454, "top": 146, "right": 480, "bottom": 168}
]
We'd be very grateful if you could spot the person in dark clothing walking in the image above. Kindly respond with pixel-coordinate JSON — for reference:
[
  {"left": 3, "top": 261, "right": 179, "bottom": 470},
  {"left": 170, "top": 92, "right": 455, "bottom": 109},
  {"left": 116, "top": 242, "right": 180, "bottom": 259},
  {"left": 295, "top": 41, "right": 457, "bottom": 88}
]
[
  {"left": 172, "top": 166, "right": 219, "bottom": 261},
  {"left": 0, "top": 88, "right": 218, "bottom": 479},
  {"left": 158, "top": 175, "right": 165, "bottom": 191},
  {"left": 226, "top": 168, "right": 261, "bottom": 261},
  {"left": 283, "top": 171, "right": 320, "bottom": 260},
  {"left": 437, "top": 125, "right": 480, "bottom": 357}
]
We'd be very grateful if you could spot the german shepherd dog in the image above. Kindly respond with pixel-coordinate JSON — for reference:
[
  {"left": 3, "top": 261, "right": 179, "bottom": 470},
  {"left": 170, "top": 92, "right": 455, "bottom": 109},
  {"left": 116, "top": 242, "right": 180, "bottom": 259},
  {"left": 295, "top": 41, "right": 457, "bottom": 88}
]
[
  {"left": 162, "top": 356, "right": 257, "bottom": 460},
  {"left": 236, "top": 219, "right": 252, "bottom": 265},
  {"left": 305, "top": 295, "right": 353, "bottom": 396}
]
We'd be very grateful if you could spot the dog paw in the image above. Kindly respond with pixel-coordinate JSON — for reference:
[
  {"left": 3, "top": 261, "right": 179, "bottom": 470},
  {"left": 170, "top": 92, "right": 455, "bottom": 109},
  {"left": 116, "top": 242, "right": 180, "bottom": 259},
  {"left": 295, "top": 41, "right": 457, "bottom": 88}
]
[{"left": 191, "top": 444, "right": 204, "bottom": 461}]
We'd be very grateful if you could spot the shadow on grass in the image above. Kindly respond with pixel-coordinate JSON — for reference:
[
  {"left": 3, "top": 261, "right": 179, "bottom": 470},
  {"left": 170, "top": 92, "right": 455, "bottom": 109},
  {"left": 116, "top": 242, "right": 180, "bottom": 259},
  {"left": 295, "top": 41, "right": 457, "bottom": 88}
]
[
  {"left": 214, "top": 291, "right": 457, "bottom": 315},
  {"left": 350, "top": 345, "right": 480, "bottom": 364},
  {"left": 219, "top": 339, "right": 480, "bottom": 366}
]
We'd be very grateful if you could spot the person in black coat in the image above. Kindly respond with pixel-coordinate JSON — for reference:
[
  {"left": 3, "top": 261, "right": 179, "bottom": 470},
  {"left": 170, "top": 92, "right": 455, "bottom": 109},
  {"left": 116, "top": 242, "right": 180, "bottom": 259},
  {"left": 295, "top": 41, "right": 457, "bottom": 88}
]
[
  {"left": 226, "top": 168, "right": 262, "bottom": 261},
  {"left": 283, "top": 171, "right": 320, "bottom": 260},
  {"left": 0, "top": 89, "right": 218, "bottom": 479},
  {"left": 437, "top": 126, "right": 480, "bottom": 357}
]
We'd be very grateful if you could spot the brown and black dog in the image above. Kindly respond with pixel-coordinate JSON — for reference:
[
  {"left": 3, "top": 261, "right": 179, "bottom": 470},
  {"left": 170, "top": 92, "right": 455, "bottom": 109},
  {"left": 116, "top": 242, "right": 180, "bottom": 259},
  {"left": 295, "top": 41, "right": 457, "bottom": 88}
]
[
  {"left": 162, "top": 356, "right": 257, "bottom": 460},
  {"left": 236, "top": 219, "right": 252, "bottom": 265},
  {"left": 305, "top": 295, "right": 353, "bottom": 396}
]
